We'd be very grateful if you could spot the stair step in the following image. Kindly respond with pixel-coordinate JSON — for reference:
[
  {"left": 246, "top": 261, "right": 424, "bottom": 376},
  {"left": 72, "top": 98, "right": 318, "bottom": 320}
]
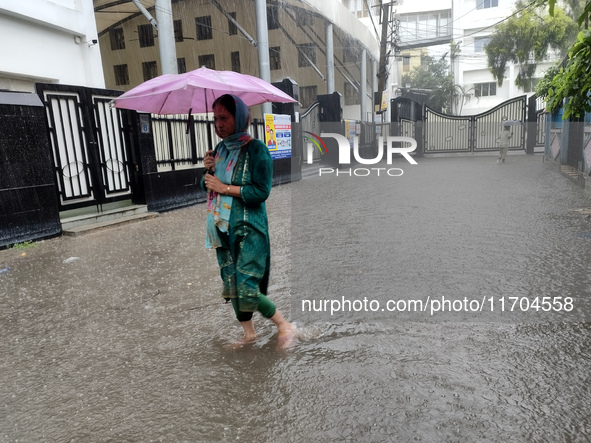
[
  {"left": 60, "top": 204, "right": 150, "bottom": 230},
  {"left": 62, "top": 212, "right": 159, "bottom": 237}
]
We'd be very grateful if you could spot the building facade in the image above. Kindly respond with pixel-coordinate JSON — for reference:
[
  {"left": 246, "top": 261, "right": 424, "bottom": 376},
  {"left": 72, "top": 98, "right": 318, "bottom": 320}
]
[
  {"left": 386, "top": 0, "right": 561, "bottom": 115},
  {"left": 0, "top": 0, "right": 105, "bottom": 92},
  {"left": 95, "top": 0, "right": 380, "bottom": 121}
]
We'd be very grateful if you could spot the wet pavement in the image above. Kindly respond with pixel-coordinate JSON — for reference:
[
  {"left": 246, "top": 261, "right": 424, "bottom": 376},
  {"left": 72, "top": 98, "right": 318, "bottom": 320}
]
[{"left": 1, "top": 152, "right": 591, "bottom": 442}]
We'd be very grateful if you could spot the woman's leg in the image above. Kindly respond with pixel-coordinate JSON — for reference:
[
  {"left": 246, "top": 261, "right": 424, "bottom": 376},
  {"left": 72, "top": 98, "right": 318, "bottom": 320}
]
[{"left": 230, "top": 298, "right": 256, "bottom": 341}]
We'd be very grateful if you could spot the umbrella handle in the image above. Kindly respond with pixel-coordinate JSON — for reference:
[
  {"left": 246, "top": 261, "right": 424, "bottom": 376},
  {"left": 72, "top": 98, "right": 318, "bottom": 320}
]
[{"left": 185, "top": 108, "right": 193, "bottom": 135}]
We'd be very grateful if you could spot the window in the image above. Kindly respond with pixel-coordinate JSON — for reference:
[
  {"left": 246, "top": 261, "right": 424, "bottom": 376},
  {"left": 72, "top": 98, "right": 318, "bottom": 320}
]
[
  {"left": 228, "top": 12, "right": 237, "bottom": 35},
  {"left": 177, "top": 57, "right": 186, "bottom": 74},
  {"left": 477, "top": 0, "right": 498, "bottom": 10},
  {"left": 270, "top": 46, "right": 281, "bottom": 70},
  {"left": 344, "top": 82, "right": 360, "bottom": 106},
  {"left": 110, "top": 28, "right": 125, "bottom": 50},
  {"left": 296, "top": 10, "right": 313, "bottom": 26},
  {"left": 474, "top": 37, "right": 490, "bottom": 52},
  {"left": 142, "top": 61, "right": 158, "bottom": 81},
  {"left": 474, "top": 82, "right": 497, "bottom": 97},
  {"left": 196, "top": 16, "right": 212, "bottom": 40},
  {"left": 346, "top": 0, "right": 375, "bottom": 18},
  {"left": 300, "top": 85, "right": 317, "bottom": 108},
  {"left": 298, "top": 43, "right": 316, "bottom": 67},
  {"left": 231, "top": 51, "right": 241, "bottom": 73},
  {"left": 198, "top": 54, "right": 215, "bottom": 69},
  {"left": 114, "top": 64, "right": 129, "bottom": 85},
  {"left": 522, "top": 78, "right": 539, "bottom": 93},
  {"left": 402, "top": 56, "right": 410, "bottom": 72},
  {"left": 138, "top": 24, "right": 154, "bottom": 47},
  {"left": 343, "top": 40, "right": 359, "bottom": 64},
  {"left": 174, "top": 20, "right": 183, "bottom": 42},
  {"left": 267, "top": 5, "right": 279, "bottom": 30},
  {"left": 398, "top": 12, "right": 452, "bottom": 41}
]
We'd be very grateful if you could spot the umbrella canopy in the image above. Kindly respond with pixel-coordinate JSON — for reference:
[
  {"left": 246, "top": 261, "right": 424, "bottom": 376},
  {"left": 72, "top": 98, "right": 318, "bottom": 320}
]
[{"left": 111, "top": 66, "right": 298, "bottom": 115}]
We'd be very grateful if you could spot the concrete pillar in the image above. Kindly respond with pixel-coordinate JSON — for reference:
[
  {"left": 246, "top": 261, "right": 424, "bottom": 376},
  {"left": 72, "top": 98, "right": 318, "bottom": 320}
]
[
  {"left": 155, "top": 0, "right": 177, "bottom": 75},
  {"left": 326, "top": 23, "right": 335, "bottom": 94},
  {"left": 361, "top": 48, "right": 367, "bottom": 121},
  {"left": 372, "top": 58, "right": 378, "bottom": 119},
  {"left": 255, "top": 0, "right": 272, "bottom": 116}
]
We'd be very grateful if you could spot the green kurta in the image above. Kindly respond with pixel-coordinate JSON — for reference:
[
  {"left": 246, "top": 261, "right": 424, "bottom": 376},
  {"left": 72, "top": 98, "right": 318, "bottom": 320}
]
[{"left": 204, "top": 138, "right": 274, "bottom": 313}]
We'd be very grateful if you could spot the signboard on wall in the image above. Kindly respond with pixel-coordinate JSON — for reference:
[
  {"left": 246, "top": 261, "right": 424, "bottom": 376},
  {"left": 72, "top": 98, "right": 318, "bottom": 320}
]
[{"left": 264, "top": 113, "right": 292, "bottom": 159}]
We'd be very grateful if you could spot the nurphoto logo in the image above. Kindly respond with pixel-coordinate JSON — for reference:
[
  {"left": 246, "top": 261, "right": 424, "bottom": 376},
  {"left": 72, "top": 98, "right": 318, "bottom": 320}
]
[{"left": 303, "top": 132, "right": 418, "bottom": 177}]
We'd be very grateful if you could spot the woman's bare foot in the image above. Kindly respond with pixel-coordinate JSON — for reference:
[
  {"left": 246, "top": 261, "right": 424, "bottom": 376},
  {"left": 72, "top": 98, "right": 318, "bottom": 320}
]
[
  {"left": 225, "top": 319, "right": 257, "bottom": 349},
  {"left": 270, "top": 311, "right": 296, "bottom": 349}
]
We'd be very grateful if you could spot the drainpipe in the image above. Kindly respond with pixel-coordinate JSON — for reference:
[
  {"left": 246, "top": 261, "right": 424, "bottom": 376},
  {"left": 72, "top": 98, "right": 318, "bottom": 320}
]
[
  {"left": 326, "top": 23, "right": 335, "bottom": 93},
  {"left": 255, "top": 0, "right": 272, "bottom": 117},
  {"left": 210, "top": 0, "right": 257, "bottom": 46},
  {"left": 131, "top": 0, "right": 157, "bottom": 28},
  {"left": 155, "top": 0, "right": 177, "bottom": 75}
]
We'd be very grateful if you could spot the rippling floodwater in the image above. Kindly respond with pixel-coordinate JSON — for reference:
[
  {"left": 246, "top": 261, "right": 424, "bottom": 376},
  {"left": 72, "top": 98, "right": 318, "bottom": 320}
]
[{"left": 1, "top": 154, "right": 590, "bottom": 442}]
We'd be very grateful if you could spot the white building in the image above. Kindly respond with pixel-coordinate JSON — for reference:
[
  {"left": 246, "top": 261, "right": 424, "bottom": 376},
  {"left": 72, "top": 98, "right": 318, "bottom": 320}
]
[
  {"left": 353, "top": 0, "right": 560, "bottom": 116},
  {"left": 0, "top": 0, "right": 105, "bottom": 93}
]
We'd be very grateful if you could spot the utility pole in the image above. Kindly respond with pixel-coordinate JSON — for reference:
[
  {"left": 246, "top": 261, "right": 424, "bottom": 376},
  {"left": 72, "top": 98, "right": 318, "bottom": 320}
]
[{"left": 375, "top": 0, "right": 394, "bottom": 115}]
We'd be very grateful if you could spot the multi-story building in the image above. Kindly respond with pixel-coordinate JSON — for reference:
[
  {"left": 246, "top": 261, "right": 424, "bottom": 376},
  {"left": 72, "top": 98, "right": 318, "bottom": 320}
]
[
  {"left": 94, "top": 0, "right": 380, "bottom": 121},
  {"left": 373, "top": 0, "right": 561, "bottom": 115}
]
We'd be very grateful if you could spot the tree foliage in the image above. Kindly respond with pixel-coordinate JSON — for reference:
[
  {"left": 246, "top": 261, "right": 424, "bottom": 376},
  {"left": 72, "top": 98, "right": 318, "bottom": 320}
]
[
  {"left": 544, "top": 30, "right": 591, "bottom": 118},
  {"left": 485, "top": 3, "right": 578, "bottom": 89},
  {"left": 537, "top": 0, "right": 591, "bottom": 118},
  {"left": 400, "top": 55, "right": 457, "bottom": 112}
]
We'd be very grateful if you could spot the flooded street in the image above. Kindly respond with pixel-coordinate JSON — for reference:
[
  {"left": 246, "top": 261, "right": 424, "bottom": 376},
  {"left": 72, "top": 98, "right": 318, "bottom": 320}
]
[{"left": 1, "top": 153, "right": 590, "bottom": 442}]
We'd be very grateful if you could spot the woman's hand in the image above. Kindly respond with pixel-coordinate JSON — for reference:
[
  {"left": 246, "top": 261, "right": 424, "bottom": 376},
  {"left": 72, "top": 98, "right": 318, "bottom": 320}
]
[
  {"left": 203, "top": 150, "right": 215, "bottom": 172},
  {"left": 203, "top": 173, "right": 229, "bottom": 196}
]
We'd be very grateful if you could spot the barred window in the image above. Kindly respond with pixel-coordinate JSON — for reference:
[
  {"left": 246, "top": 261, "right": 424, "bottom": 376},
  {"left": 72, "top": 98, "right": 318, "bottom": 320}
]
[
  {"left": 142, "top": 61, "right": 158, "bottom": 81},
  {"left": 196, "top": 16, "right": 213, "bottom": 40},
  {"left": 268, "top": 5, "right": 279, "bottom": 30},
  {"left": 114, "top": 64, "right": 129, "bottom": 85},
  {"left": 177, "top": 58, "right": 186, "bottom": 74},
  {"left": 344, "top": 83, "right": 360, "bottom": 105},
  {"left": 138, "top": 24, "right": 154, "bottom": 47},
  {"left": 228, "top": 12, "right": 238, "bottom": 35},
  {"left": 110, "top": 28, "right": 125, "bottom": 50},
  {"left": 174, "top": 20, "right": 183, "bottom": 42},
  {"left": 199, "top": 54, "right": 215, "bottom": 70},
  {"left": 270, "top": 46, "right": 281, "bottom": 70},
  {"left": 298, "top": 43, "right": 316, "bottom": 67},
  {"left": 231, "top": 51, "right": 241, "bottom": 73}
]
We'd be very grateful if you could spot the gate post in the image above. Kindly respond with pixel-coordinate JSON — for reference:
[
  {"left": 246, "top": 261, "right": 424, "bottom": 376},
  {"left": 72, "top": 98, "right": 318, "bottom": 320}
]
[
  {"left": 123, "top": 110, "right": 156, "bottom": 206},
  {"left": 526, "top": 95, "right": 537, "bottom": 154}
]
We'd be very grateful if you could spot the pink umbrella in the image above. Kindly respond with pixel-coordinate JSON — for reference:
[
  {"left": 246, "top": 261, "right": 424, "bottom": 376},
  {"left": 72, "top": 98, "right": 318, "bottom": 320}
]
[{"left": 111, "top": 66, "right": 298, "bottom": 115}]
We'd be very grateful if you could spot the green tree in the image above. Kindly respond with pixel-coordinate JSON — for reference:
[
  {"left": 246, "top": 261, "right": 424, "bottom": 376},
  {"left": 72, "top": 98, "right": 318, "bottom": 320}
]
[
  {"left": 537, "top": 0, "right": 591, "bottom": 118},
  {"left": 544, "top": 30, "right": 591, "bottom": 118},
  {"left": 485, "top": 2, "right": 578, "bottom": 89},
  {"left": 401, "top": 54, "right": 456, "bottom": 112}
]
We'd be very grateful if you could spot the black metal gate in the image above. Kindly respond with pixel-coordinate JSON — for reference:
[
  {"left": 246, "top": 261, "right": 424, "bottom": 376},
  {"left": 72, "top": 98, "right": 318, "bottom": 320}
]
[{"left": 36, "top": 83, "right": 133, "bottom": 211}]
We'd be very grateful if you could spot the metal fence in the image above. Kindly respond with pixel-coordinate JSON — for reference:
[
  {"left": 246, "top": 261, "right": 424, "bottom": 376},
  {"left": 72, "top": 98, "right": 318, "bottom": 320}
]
[{"left": 150, "top": 114, "right": 267, "bottom": 172}]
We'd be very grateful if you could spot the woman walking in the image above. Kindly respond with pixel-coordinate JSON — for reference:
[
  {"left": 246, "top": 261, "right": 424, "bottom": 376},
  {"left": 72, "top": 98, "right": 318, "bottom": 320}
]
[{"left": 202, "top": 94, "right": 294, "bottom": 347}]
